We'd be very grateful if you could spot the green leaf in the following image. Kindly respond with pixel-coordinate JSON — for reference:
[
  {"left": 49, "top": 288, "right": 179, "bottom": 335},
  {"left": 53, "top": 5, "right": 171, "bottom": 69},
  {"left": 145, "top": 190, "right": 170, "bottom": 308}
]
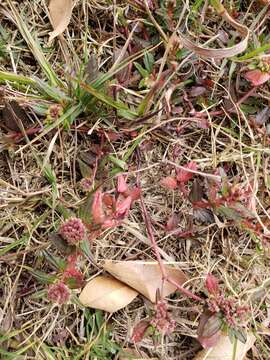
[
  {"left": 33, "top": 77, "right": 71, "bottom": 102},
  {"left": 144, "top": 51, "right": 155, "bottom": 73},
  {"left": 80, "top": 82, "right": 137, "bottom": 119},
  {"left": 42, "top": 250, "right": 67, "bottom": 270},
  {"left": 78, "top": 192, "right": 93, "bottom": 224},
  {"left": 217, "top": 206, "right": 243, "bottom": 221},
  {"left": 25, "top": 267, "right": 56, "bottom": 284},
  {"left": 107, "top": 155, "right": 127, "bottom": 170},
  {"left": 134, "top": 62, "right": 149, "bottom": 78},
  {"left": 49, "top": 233, "right": 76, "bottom": 255},
  {"left": 228, "top": 327, "right": 247, "bottom": 344},
  {"left": 78, "top": 158, "right": 92, "bottom": 178}
]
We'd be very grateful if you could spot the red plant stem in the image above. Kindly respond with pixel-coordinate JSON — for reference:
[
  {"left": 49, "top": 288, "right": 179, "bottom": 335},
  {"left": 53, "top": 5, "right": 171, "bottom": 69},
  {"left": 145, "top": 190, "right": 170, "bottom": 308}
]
[
  {"left": 9, "top": 126, "right": 42, "bottom": 140},
  {"left": 139, "top": 194, "right": 202, "bottom": 302},
  {"left": 193, "top": 86, "right": 258, "bottom": 118}
]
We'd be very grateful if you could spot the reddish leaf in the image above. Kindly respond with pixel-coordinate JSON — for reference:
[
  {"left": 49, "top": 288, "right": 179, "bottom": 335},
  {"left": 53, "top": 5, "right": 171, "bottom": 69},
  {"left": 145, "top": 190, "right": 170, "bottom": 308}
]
[
  {"left": 62, "top": 267, "right": 84, "bottom": 289},
  {"left": 245, "top": 69, "right": 270, "bottom": 86},
  {"left": 166, "top": 213, "right": 179, "bottom": 231},
  {"left": 92, "top": 191, "right": 105, "bottom": 224},
  {"left": 126, "top": 186, "right": 141, "bottom": 201},
  {"left": 102, "top": 193, "right": 114, "bottom": 208},
  {"left": 176, "top": 161, "right": 197, "bottom": 183},
  {"left": 2, "top": 100, "right": 30, "bottom": 132},
  {"left": 205, "top": 274, "right": 220, "bottom": 295},
  {"left": 197, "top": 310, "right": 222, "bottom": 349},
  {"left": 198, "top": 330, "right": 221, "bottom": 349},
  {"left": 102, "top": 219, "right": 119, "bottom": 229},
  {"left": 131, "top": 319, "right": 151, "bottom": 343},
  {"left": 115, "top": 196, "right": 132, "bottom": 218},
  {"left": 160, "top": 176, "right": 177, "bottom": 190},
  {"left": 117, "top": 175, "right": 128, "bottom": 193},
  {"left": 190, "top": 86, "right": 207, "bottom": 97}
]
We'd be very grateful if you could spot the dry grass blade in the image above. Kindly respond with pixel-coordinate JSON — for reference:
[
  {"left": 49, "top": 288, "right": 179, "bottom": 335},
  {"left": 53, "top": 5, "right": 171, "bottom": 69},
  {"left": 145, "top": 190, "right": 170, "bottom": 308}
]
[
  {"left": 103, "top": 260, "right": 189, "bottom": 302},
  {"left": 48, "top": 0, "right": 74, "bottom": 42},
  {"left": 178, "top": 4, "right": 249, "bottom": 58},
  {"left": 79, "top": 275, "right": 138, "bottom": 313}
]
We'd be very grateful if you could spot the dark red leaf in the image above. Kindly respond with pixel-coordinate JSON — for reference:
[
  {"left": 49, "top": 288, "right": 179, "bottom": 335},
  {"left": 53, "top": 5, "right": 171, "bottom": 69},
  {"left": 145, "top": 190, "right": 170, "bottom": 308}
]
[
  {"left": 176, "top": 161, "right": 197, "bottom": 183},
  {"left": 2, "top": 100, "right": 30, "bottom": 132},
  {"left": 131, "top": 319, "right": 151, "bottom": 343},
  {"left": 205, "top": 274, "right": 220, "bottom": 295},
  {"left": 92, "top": 191, "right": 105, "bottom": 224},
  {"left": 166, "top": 213, "right": 179, "bottom": 231},
  {"left": 117, "top": 175, "right": 128, "bottom": 193}
]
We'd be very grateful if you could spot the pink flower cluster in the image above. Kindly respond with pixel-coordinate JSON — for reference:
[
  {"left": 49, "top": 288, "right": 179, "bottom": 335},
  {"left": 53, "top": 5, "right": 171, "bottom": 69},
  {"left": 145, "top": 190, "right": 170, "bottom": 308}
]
[
  {"left": 59, "top": 218, "right": 86, "bottom": 244},
  {"left": 48, "top": 282, "right": 70, "bottom": 304},
  {"left": 207, "top": 295, "right": 249, "bottom": 327},
  {"left": 150, "top": 300, "right": 176, "bottom": 335},
  {"left": 205, "top": 274, "right": 249, "bottom": 326}
]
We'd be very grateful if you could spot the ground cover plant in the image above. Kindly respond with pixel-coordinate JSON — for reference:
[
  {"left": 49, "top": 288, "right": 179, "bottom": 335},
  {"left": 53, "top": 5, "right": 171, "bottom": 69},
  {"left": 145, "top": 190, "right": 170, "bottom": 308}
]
[{"left": 0, "top": 0, "right": 270, "bottom": 359}]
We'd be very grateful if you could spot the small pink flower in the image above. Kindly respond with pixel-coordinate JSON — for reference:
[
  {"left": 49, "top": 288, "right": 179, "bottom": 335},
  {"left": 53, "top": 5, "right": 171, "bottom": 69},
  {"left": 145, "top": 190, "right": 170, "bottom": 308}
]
[
  {"left": 117, "top": 175, "right": 128, "bottom": 193},
  {"left": 48, "top": 282, "right": 70, "bottom": 304},
  {"left": 160, "top": 176, "right": 177, "bottom": 190},
  {"left": 59, "top": 218, "right": 86, "bottom": 244}
]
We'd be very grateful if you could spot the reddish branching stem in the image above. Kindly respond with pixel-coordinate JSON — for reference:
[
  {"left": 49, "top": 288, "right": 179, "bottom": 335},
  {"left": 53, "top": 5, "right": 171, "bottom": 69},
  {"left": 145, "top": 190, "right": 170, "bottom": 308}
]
[{"left": 139, "top": 194, "right": 202, "bottom": 302}]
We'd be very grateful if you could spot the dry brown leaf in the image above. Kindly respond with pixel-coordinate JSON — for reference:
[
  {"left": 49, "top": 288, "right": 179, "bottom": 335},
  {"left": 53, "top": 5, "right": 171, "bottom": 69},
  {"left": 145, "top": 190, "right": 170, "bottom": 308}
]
[
  {"left": 103, "top": 260, "right": 188, "bottom": 302},
  {"left": 79, "top": 275, "right": 138, "bottom": 313},
  {"left": 193, "top": 333, "right": 256, "bottom": 360},
  {"left": 48, "top": 0, "right": 73, "bottom": 42}
]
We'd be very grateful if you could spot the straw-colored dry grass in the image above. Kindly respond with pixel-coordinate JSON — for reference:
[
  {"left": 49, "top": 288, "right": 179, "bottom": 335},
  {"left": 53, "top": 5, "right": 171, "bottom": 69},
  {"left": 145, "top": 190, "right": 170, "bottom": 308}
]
[{"left": 0, "top": 0, "right": 270, "bottom": 359}]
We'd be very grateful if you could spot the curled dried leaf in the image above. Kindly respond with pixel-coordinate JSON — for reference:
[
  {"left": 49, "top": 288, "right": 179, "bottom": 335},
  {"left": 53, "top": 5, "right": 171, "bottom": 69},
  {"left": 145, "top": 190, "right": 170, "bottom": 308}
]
[
  {"left": 178, "top": 5, "right": 249, "bottom": 59},
  {"left": 48, "top": 0, "right": 74, "bottom": 42}
]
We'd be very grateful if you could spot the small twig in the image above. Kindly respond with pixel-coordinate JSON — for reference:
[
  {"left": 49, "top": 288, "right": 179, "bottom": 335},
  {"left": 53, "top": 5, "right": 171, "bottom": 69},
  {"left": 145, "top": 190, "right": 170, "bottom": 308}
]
[{"left": 164, "top": 160, "right": 222, "bottom": 181}]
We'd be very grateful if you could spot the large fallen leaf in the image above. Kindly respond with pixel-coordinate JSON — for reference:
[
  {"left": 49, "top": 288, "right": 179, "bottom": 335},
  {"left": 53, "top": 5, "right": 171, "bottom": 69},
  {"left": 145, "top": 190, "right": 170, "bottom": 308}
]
[
  {"left": 79, "top": 275, "right": 138, "bottom": 313},
  {"left": 48, "top": 0, "right": 73, "bottom": 42},
  {"left": 103, "top": 260, "right": 188, "bottom": 302},
  {"left": 194, "top": 333, "right": 256, "bottom": 360}
]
